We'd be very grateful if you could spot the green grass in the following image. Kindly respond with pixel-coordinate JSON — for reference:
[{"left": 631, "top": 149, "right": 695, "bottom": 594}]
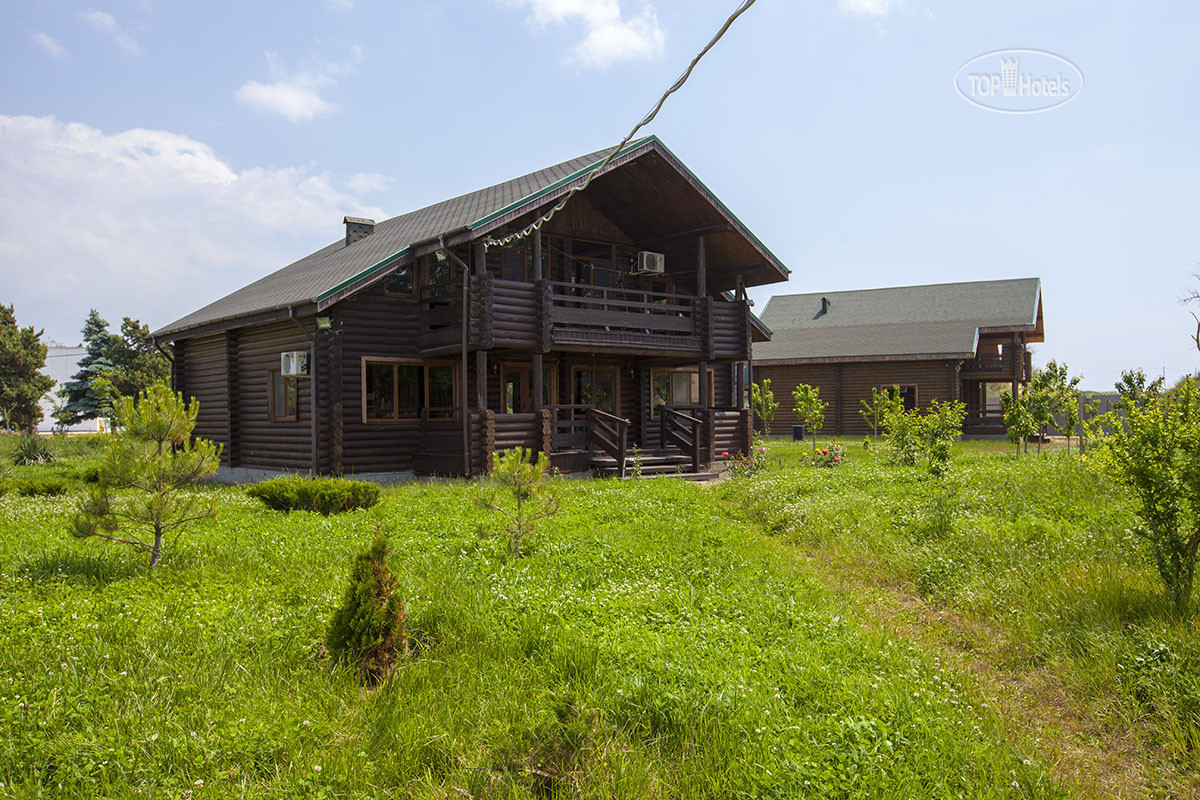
[
  {"left": 730, "top": 438, "right": 1200, "bottom": 787},
  {"left": 0, "top": 438, "right": 1060, "bottom": 798}
]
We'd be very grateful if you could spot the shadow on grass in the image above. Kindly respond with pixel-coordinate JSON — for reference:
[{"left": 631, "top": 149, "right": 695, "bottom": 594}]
[{"left": 19, "top": 549, "right": 143, "bottom": 586}]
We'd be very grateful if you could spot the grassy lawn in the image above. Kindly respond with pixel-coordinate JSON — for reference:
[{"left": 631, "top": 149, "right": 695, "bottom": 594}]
[{"left": 0, "top": 435, "right": 1195, "bottom": 797}]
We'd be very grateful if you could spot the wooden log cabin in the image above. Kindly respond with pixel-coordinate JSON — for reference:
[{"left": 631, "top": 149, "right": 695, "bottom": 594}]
[
  {"left": 151, "top": 136, "right": 787, "bottom": 479},
  {"left": 752, "top": 279, "right": 1044, "bottom": 437}
]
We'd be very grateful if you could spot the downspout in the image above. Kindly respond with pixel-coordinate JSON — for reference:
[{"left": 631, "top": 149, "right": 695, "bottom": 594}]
[
  {"left": 442, "top": 238, "right": 472, "bottom": 478},
  {"left": 288, "top": 306, "right": 319, "bottom": 475}
]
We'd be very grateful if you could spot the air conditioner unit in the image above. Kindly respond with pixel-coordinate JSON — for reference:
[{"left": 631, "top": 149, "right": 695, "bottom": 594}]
[
  {"left": 280, "top": 350, "right": 310, "bottom": 377},
  {"left": 633, "top": 251, "right": 665, "bottom": 275}
]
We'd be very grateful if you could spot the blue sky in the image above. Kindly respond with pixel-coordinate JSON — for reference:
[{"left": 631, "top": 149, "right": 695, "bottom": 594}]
[{"left": 1, "top": 0, "right": 1197, "bottom": 390}]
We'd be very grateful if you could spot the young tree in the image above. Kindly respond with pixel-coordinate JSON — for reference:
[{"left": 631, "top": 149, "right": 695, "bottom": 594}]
[
  {"left": 920, "top": 399, "right": 967, "bottom": 478},
  {"left": 71, "top": 382, "right": 221, "bottom": 567},
  {"left": 1001, "top": 389, "right": 1036, "bottom": 454},
  {"left": 791, "top": 384, "right": 827, "bottom": 448},
  {"left": 859, "top": 386, "right": 891, "bottom": 439},
  {"left": 57, "top": 309, "right": 115, "bottom": 426},
  {"left": 0, "top": 304, "right": 55, "bottom": 431},
  {"left": 1040, "top": 360, "right": 1083, "bottom": 454},
  {"left": 879, "top": 390, "right": 921, "bottom": 466},
  {"left": 750, "top": 379, "right": 778, "bottom": 436},
  {"left": 326, "top": 527, "right": 409, "bottom": 682},
  {"left": 1088, "top": 377, "right": 1200, "bottom": 611},
  {"left": 1114, "top": 368, "right": 1164, "bottom": 412},
  {"left": 1024, "top": 369, "right": 1058, "bottom": 455},
  {"left": 480, "top": 447, "right": 560, "bottom": 556},
  {"left": 105, "top": 317, "right": 171, "bottom": 399}
]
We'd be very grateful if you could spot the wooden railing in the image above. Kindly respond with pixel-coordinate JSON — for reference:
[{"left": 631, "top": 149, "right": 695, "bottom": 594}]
[
  {"left": 417, "top": 281, "right": 463, "bottom": 354},
  {"left": 960, "top": 351, "right": 1033, "bottom": 380},
  {"left": 547, "top": 281, "right": 698, "bottom": 341},
  {"left": 660, "top": 407, "right": 701, "bottom": 473},
  {"left": 545, "top": 404, "right": 593, "bottom": 450},
  {"left": 588, "top": 408, "right": 629, "bottom": 478}
]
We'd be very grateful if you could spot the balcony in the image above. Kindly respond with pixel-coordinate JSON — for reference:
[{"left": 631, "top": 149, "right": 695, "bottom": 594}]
[
  {"left": 418, "top": 275, "right": 751, "bottom": 360},
  {"left": 960, "top": 350, "right": 1032, "bottom": 381}
]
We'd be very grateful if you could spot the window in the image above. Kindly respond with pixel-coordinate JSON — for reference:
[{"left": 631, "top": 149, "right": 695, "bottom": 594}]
[
  {"left": 384, "top": 263, "right": 415, "bottom": 296},
  {"left": 499, "top": 239, "right": 533, "bottom": 283},
  {"left": 424, "top": 252, "right": 453, "bottom": 298},
  {"left": 651, "top": 369, "right": 714, "bottom": 415},
  {"left": 572, "top": 366, "right": 618, "bottom": 414},
  {"left": 569, "top": 238, "right": 615, "bottom": 290},
  {"left": 362, "top": 359, "right": 457, "bottom": 422},
  {"left": 500, "top": 364, "right": 557, "bottom": 413},
  {"left": 882, "top": 384, "right": 918, "bottom": 411},
  {"left": 268, "top": 370, "right": 297, "bottom": 420}
]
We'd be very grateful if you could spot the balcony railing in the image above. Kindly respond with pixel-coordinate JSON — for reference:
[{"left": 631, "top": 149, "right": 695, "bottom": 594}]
[{"left": 960, "top": 350, "right": 1033, "bottom": 380}]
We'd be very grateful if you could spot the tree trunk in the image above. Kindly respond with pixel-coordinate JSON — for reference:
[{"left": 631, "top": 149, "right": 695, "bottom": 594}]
[{"left": 148, "top": 528, "right": 163, "bottom": 568}]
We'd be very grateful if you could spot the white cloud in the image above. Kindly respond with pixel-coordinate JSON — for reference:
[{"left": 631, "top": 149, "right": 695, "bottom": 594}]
[
  {"left": 837, "top": 0, "right": 904, "bottom": 16},
  {"left": 235, "top": 47, "right": 362, "bottom": 122},
  {"left": 31, "top": 32, "right": 68, "bottom": 60},
  {"left": 508, "top": 0, "right": 665, "bottom": 68},
  {"left": 79, "top": 10, "right": 142, "bottom": 56},
  {"left": 0, "top": 115, "right": 388, "bottom": 342}
]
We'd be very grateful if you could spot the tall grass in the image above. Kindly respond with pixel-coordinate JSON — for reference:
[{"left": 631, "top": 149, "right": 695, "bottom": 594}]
[
  {"left": 0, "top": 462, "right": 1056, "bottom": 797},
  {"left": 727, "top": 440, "right": 1200, "bottom": 776}
]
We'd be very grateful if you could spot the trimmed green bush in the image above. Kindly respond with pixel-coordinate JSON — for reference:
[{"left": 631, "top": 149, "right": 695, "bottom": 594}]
[
  {"left": 14, "top": 476, "right": 70, "bottom": 496},
  {"left": 247, "top": 476, "right": 380, "bottom": 515},
  {"left": 13, "top": 433, "right": 53, "bottom": 466},
  {"left": 326, "top": 528, "right": 408, "bottom": 681}
]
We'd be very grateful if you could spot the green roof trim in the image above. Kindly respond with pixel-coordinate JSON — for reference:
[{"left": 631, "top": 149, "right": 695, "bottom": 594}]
[{"left": 316, "top": 246, "right": 412, "bottom": 304}]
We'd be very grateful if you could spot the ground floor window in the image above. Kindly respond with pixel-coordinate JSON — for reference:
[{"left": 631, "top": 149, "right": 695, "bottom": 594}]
[
  {"left": 651, "top": 368, "right": 714, "bottom": 415},
  {"left": 572, "top": 366, "right": 618, "bottom": 414},
  {"left": 268, "top": 369, "right": 297, "bottom": 420},
  {"left": 500, "top": 363, "right": 556, "bottom": 414},
  {"left": 881, "top": 384, "right": 918, "bottom": 411},
  {"left": 362, "top": 359, "right": 458, "bottom": 422}
]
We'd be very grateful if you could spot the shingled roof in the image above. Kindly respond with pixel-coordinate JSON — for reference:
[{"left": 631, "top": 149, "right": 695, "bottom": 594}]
[
  {"left": 755, "top": 278, "right": 1042, "bottom": 363},
  {"left": 153, "top": 135, "right": 789, "bottom": 339}
]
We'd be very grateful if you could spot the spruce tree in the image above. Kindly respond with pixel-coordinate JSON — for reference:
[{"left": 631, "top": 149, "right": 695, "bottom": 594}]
[{"left": 57, "top": 309, "right": 115, "bottom": 425}]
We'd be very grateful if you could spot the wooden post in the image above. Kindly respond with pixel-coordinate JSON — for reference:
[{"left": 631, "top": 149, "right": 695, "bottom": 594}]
[
  {"left": 1010, "top": 333, "right": 1020, "bottom": 401},
  {"left": 696, "top": 235, "right": 707, "bottom": 298},
  {"left": 331, "top": 310, "right": 343, "bottom": 476},
  {"left": 474, "top": 240, "right": 488, "bottom": 412},
  {"left": 532, "top": 231, "right": 542, "bottom": 281}
]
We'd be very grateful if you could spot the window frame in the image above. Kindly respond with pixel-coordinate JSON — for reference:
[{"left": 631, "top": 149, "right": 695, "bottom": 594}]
[
  {"left": 267, "top": 368, "right": 298, "bottom": 421},
  {"left": 382, "top": 262, "right": 416, "bottom": 297},
  {"left": 650, "top": 368, "right": 715, "bottom": 416},
  {"left": 881, "top": 383, "right": 919, "bottom": 411},
  {"left": 570, "top": 365, "right": 620, "bottom": 415},
  {"left": 360, "top": 357, "right": 460, "bottom": 423},
  {"left": 500, "top": 362, "right": 559, "bottom": 414}
]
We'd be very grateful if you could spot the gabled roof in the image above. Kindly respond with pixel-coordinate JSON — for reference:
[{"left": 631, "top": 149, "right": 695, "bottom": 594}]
[
  {"left": 755, "top": 278, "right": 1042, "bottom": 363},
  {"left": 154, "top": 136, "right": 789, "bottom": 339}
]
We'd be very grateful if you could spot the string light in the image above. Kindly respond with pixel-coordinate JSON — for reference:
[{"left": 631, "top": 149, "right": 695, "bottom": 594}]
[{"left": 483, "top": 0, "right": 760, "bottom": 252}]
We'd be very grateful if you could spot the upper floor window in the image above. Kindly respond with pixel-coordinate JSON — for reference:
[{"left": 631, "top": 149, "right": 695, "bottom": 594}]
[
  {"left": 499, "top": 239, "right": 533, "bottom": 282},
  {"left": 384, "top": 263, "right": 415, "bottom": 296},
  {"left": 424, "top": 252, "right": 453, "bottom": 298}
]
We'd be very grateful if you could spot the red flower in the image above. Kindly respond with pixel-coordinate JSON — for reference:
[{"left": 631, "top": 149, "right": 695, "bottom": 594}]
[
  {"left": 721, "top": 451, "right": 730, "bottom": 458},
  {"left": 821, "top": 449, "right": 828, "bottom": 455},
  {"left": 759, "top": 447, "right": 766, "bottom": 453},
  {"left": 833, "top": 457, "right": 841, "bottom": 463}
]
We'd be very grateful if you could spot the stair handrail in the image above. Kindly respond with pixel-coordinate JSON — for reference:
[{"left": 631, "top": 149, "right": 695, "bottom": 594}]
[
  {"left": 660, "top": 407, "right": 701, "bottom": 473},
  {"left": 588, "top": 408, "right": 630, "bottom": 478}
]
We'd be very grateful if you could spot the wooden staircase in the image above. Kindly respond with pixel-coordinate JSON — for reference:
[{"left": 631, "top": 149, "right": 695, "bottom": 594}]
[{"left": 591, "top": 447, "right": 717, "bottom": 481}]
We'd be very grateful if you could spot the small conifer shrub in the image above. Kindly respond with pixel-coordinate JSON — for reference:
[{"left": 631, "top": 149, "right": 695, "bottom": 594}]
[
  {"left": 326, "top": 527, "right": 409, "bottom": 682},
  {"left": 247, "top": 476, "right": 380, "bottom": 515}
]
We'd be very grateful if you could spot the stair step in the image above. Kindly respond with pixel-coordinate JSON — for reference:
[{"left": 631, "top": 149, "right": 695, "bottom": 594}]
[{"left": 591, "top": 454, "right": 692, "bottom": 467}]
